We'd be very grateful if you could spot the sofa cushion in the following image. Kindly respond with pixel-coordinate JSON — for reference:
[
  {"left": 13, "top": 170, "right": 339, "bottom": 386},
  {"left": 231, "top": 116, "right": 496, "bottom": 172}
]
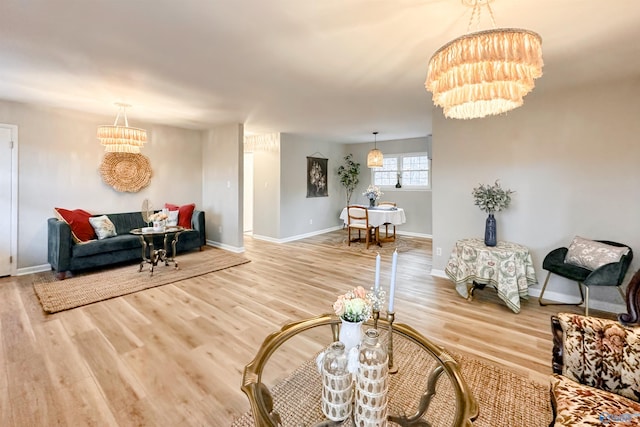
[
  {"left": 564, "top": 236, "right": 630, "bottom": 271},
  {"left": 72, "top": 234, "right": 141, "bottom": 258},
  {"left": 558, "top": 313, "right": 640, "bottom": 402},
  {"left": 550, "top": 374, "right": 640, "bottom": 426},
  {"left": 166, "top": 210, "right": 179, "bottom": 226},
  {"left": 54, "top": 207, "right": 96, "bottom": 243},
  {"left": 88, "top": 215, "right": 117, "bottom": 240},
  {"left": 165, "top": 203, "right": 195, "bottom": 228},
  {"left": 106, "top": 212, "right": 148, "bottom": 235}
]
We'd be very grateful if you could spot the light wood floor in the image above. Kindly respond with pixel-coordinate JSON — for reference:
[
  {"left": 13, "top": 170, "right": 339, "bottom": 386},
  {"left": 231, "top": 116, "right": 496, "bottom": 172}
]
[{"left": 0, "top": 230, "right": 592, "bottom": 426}]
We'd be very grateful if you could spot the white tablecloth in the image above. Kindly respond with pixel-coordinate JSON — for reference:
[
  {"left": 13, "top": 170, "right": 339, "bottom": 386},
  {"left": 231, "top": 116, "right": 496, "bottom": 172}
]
[{"left": 339, "top": 206, "right": 406, "bottom": 228}]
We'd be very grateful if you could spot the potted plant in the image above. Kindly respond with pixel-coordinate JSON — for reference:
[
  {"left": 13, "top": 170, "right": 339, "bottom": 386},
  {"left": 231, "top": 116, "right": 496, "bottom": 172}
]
[
  {"left": 337, "top": 154, "right": 360, "bottom": 206},
  {"left": 472, "top": 180, "right": 514, "bottom": 246}
]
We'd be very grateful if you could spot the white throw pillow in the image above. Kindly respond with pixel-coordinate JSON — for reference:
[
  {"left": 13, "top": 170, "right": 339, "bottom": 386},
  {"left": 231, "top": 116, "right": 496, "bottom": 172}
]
[
  {"left": 88, "top": 215, "right": 117, "bottom": 240},
  {"left": 564, "top": 236, "right": 629, "bottom": 270},
  {"left": 167, "top": 210, "right": 179, "bottom": 226}
]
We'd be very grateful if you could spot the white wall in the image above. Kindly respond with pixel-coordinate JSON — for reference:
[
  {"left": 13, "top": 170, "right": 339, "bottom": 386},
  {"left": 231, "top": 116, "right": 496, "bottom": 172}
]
[
  {"left": 343, "top": 136, "right": 432, "bottom": 235},
  {"left": 252, "top": 135, "right": 281, "bottom": 239},
  {"left": 279, "top": 133, "right": 346, "bottom": 239},
  {"left": 0, "top": 100, "right": 203, "bottom": 270},
  {"left": 202, "top": 124, "right": 244, "bottom": 250},
  {"left": 432, "top": 77, "right": 640, "bottom": 311}
]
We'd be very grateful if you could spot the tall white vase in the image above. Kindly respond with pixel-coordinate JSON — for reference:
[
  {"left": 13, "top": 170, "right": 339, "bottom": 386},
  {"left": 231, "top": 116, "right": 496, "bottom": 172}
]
[{"left": 339, "top": 319, "right": 364, "bottom": 353}]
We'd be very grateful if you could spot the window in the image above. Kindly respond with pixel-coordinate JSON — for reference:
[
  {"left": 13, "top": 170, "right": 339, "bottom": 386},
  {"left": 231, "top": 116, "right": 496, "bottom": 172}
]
[{"left": 372, "top": 153, "right": 430, "bottom": 189}]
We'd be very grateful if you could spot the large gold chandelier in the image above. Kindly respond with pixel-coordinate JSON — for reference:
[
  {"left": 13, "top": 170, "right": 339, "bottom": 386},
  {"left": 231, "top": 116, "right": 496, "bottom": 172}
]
[
  {"left": 425, "top": 0, "right": 543, "bottom": 120},
  {"left": 97, "top": 103, "right": 147, "bottom": 153}
]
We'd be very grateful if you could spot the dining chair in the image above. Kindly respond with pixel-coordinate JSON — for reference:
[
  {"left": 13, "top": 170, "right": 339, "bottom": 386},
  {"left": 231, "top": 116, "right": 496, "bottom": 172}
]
[
  {"left": 378, "top": 201, "right": 396, "bottom": 241},
  {"left": 347, "top": 206, "right": 377, "bottom": 249}
]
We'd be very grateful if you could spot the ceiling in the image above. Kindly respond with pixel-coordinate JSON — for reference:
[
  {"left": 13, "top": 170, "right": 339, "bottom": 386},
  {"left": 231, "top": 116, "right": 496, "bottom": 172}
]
[{"left": 1, "top": 0, "right": 639, "bottom": 143}]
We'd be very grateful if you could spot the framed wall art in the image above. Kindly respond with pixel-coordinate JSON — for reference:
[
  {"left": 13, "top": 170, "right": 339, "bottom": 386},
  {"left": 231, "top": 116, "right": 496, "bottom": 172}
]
[{"left": 307, "top": 156, "right": 328, "bottom": 198}]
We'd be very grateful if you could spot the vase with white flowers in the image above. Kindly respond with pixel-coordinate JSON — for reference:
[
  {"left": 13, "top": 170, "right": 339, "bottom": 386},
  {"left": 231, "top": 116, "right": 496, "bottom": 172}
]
[
  {"left": 363, "top": 185, "right": 383, "bottom": 207},
  {"left": 333, "top": 286, "right": 373, "bottom": 353},
  {"left": 472, "top": 180, "right": 514, "bottom": 247}
]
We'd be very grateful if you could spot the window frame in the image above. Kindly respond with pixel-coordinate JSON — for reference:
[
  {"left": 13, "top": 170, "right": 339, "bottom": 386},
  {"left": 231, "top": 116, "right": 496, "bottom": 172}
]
[{"left": 370, "top": 152, "right": 431, "bottom": 191}]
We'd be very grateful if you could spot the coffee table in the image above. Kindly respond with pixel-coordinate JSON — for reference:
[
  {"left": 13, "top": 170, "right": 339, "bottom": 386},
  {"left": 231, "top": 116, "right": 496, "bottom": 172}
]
[
  {"left": 241, "top": 314, "right": 478, "bottom": 426},
  {"left": 130, "top": 226, "right": 185, "bottom": 275}
]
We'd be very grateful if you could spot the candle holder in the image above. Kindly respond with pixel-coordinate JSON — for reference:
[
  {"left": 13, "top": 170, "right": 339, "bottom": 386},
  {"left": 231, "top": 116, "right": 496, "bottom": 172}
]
[
  {"left": 387, "top": 311, "right": 398, "bottom": 374},
  {"left": 372, "top": 308, "right": 380, "bottom": 330}
]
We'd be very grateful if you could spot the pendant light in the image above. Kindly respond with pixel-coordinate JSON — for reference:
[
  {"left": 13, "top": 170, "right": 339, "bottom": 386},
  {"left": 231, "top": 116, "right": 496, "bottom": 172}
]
[
  {"left": 97, "top": 103, "right": 147, "bottom": 153},
  {"left": 367, "top": 132, "right": 383, "bottom": 168}
]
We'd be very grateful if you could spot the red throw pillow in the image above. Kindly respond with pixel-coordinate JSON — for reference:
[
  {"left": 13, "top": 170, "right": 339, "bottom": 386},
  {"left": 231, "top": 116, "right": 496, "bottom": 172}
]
[
  {"left": 54, "top": 208, "right": 96, "bottom": 243},
  {"left": 165, "top": 203, "right": 195, "bottom": 229}
]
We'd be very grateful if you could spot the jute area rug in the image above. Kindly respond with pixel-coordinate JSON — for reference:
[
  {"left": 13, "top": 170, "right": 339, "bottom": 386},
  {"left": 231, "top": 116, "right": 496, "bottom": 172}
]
[
  {"left": 232, "top": 334, "right": 551, "bottom": 427},
  {"left": 33, "top": 247, "right": 250, "bottom": 314},
  {"left": 317, "top": 230, "right": 427, "bottom": 255}
]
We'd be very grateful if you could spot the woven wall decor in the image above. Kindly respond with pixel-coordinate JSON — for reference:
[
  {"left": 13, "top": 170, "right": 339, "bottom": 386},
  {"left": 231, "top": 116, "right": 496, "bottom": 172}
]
[{"left": 99, "top": 152, "right": 152, "bottom": 192}]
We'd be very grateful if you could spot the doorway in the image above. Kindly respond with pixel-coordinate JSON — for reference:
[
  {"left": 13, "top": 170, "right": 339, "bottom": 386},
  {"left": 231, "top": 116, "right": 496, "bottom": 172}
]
[{"left": 0, "top": 124, "right": 17, "bottom": 277}]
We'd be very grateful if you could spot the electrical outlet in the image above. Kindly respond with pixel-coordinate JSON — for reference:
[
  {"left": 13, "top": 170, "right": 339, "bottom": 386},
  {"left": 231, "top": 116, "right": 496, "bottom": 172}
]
[
  {"left": 309, "top": 219, "right": 313, "bottom": 225},
  {"left": 218, "top": 226, "right": 222, "bottom": 233},
  {"left": 436, "top": 247, "right": 442, "bottom": 256}
]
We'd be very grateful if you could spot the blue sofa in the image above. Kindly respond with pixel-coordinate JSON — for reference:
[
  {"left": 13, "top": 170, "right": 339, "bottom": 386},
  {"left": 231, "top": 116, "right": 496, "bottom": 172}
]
[{"left": 48, "top": 210, "right": 205, "bottom": 279}]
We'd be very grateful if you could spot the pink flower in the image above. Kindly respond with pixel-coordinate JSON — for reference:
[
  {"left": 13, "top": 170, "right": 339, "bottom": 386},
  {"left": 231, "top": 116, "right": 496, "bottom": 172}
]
[
  {"left": 353, "top": 286, "right": 367, "bottom": 299},
  {"left": 333, "top": 298, "right": 345, "bottom": 317}
]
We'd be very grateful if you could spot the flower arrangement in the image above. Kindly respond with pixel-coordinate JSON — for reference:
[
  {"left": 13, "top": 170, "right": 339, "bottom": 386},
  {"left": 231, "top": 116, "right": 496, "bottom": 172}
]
[
  {"left": 149, "top": 212, "right": 168, "bottom": 222},
  {"left": 472, "top": 180, "right": 514, "bottom": 213},
  {"left": 363, "top": 185, "right": 383, "bottom": 201},
  {"left": 333, "top": 286, "right": 373, "bottom": 323}
]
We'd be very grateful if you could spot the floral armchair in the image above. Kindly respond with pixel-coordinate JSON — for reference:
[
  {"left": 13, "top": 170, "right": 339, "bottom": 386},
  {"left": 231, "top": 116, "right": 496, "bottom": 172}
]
[{"left": 550, "top": 270, "right": 640, "bottom": 426}]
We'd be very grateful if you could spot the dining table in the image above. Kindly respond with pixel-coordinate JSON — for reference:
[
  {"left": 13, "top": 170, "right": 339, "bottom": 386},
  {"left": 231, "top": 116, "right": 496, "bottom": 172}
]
[{"left": 339, "top": 206, "right": 406, "bottom": 229}]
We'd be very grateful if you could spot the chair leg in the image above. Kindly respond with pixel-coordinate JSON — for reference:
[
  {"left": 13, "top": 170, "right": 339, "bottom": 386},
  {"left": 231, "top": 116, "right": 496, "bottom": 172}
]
[
  {"left": 365, "top": 228, "right": 370, "bottom": 249},
  {"left": 538, "top": 272, "right": 585, "bottom": 307},
  {"left": 348, "top": 227, "right": 352, "bottom": 246},
  {"left": 584, "top": 285, "right": 590, "bottom": 316}
]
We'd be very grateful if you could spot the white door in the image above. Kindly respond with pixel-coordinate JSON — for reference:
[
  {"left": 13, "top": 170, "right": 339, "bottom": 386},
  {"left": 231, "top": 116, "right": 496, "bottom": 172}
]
[{"left": 0, "top": 125, "right": 15, "bottom": 277}]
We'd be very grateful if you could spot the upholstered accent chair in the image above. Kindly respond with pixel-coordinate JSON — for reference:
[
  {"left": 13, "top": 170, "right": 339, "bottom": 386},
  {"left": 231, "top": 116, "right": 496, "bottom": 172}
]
[
  {"left": 539, "top": 238, "right": 633, "bottom": 315},
  {"left": 346, "top": 206, "right": 377, "bottom": 249},
  {"left": 549, "top": 270, "right": 640, "bottom": 426}
]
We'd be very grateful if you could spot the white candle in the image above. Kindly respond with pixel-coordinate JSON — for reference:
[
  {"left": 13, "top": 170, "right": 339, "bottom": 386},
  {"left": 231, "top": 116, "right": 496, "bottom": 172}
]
[
  {"left": 374, "top": 252, "right": 381, "bottom": 293},
  {"left": 388, "top": 249, "right": 398, "bottom": 312}
]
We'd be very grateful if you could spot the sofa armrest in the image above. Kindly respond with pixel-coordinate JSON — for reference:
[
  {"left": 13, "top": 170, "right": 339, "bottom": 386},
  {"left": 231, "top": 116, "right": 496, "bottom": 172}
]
[
  {"left": 47, "top": 217, "right": 72, "bottom": 273},
  {"left": 191, "top": 210, "right": 206, "bottom": 247},
  {"left": 551, "top": 315, "right": 564, "bottom": 375},
  {"left": 620, "top": 269, "right": 640, "bottom": 325},
  {"left": 555, "top": 312, "right": 640, "bottom": 402}
]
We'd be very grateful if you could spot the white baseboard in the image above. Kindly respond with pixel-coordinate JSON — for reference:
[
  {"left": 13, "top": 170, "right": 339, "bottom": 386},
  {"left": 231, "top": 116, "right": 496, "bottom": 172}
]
[
  {"left": 430, "top": 269, "right": 447, "bottom": 279},
  {"left": 205, "top": 240, "right": 245, "bottom": 253},
  {"left": 16, "top": 264, "right": 51, "bottom": 276},
  {"left": 431, "top": 269, "right": 626, "bottom": 314},
  {"left": 252, "top": 226, "right": 343, "bottom": 244},
  {"left": 396, "top": 230, "right": 432, "bottom": 239}
]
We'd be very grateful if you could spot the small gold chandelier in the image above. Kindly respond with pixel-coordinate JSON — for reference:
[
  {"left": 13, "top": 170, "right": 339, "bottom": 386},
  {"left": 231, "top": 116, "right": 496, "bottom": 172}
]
[
  {"left": 425, "top": 0, "right": 543, "bottom": 119},
  {"left": 97, "top": 103, "right": 147, "bottom": 153},
  {"left": 367, "top": 132, "right": 383, "bottom": 168}
]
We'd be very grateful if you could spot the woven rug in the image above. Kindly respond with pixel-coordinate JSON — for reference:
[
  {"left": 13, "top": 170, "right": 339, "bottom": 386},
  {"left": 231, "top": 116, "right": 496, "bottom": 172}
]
[
  {"left": 319, "top": 230, "right": 427, "bottom": 255},
  {"left": 33, "top": 248, "right": 250, "bottom": 313},
  {"left": 232, "top": 335, "right": 551, "bottom": 427}
]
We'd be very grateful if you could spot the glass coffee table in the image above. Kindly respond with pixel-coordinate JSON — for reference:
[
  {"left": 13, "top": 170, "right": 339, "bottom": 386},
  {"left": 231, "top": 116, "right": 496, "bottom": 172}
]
[
  {"left": 130, "top": 226, "right": 185, "bottom": 275},
  {"left": 241, "top": 314, "right": 478, "bottom": 426}
]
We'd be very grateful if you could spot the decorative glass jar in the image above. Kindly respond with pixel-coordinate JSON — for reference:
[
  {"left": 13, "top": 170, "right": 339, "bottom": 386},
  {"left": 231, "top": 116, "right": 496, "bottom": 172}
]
[
  {"left": 321, "top": 341, "right": 353, "bottom": 422},
  {"left": 354, "top": 329, "right": 389, "bottom": 427}
]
